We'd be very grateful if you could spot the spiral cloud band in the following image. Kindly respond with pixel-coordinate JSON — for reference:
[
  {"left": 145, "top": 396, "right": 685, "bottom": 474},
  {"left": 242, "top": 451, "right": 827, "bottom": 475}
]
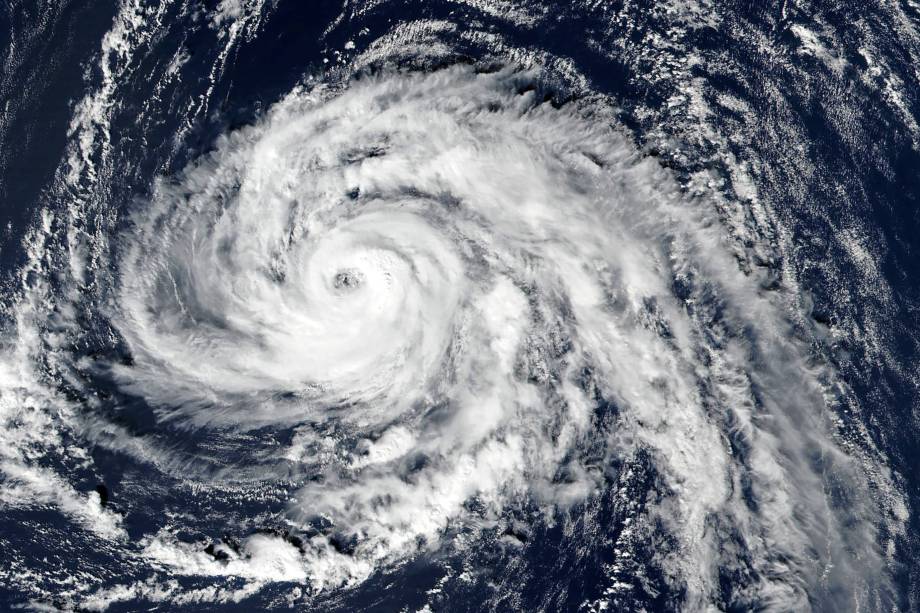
[
  {"left": 98, "top": 66, "right": 898, "bottom": 607},
  {"left": 1, "top": 64, "right": 905, "bottom": 610}
]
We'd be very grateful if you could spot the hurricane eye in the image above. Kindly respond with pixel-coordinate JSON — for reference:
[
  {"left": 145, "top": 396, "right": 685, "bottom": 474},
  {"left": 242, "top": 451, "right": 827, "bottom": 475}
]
[{"left": 333, "top": 269, "right": 364, "bottom": 291}]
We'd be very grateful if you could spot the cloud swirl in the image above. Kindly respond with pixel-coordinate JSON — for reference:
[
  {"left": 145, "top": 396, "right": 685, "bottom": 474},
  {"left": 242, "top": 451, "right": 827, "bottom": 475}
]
[
  {"left": 85, "top": 66, "right": 897, "bottom": 607},
  {"left": 0, "top": 63, "right": 904, "bottom": 610}
]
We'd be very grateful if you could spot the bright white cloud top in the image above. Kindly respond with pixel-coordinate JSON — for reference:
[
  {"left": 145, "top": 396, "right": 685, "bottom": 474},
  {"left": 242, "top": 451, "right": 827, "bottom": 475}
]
[
  {"left": 20, "top": 66, "right": 887, "bottom": 608},
  {"left": 0, "top": 3, "right": 912, "bottom": 597}
]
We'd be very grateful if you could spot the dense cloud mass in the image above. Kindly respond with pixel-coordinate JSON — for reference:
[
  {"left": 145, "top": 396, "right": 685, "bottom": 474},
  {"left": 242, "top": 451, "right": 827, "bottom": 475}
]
[
  {"left": 2, "top": 0, "right": 919, "bottom": 611},
  {"left": 2, "top": 64, "right": 902, "bottom": 608}
]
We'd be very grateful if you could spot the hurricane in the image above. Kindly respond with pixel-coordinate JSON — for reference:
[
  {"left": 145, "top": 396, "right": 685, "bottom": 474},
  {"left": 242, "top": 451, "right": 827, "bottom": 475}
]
[{"left": 2, "top": 0, "right": 919, "bottom": 611}]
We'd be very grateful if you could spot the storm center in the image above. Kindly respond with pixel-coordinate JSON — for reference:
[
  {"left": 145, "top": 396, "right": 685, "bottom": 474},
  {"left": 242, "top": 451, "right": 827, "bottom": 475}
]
[{"left": 333, "top": 268, "right": 365, "bottom": 291}]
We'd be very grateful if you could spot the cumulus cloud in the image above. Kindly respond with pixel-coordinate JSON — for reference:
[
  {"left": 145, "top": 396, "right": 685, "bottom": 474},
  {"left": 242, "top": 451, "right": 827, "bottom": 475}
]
[
  {"left": 96, "top": 66, "right": 901, "bottom": 604},
  {"left": 0, "top": 65, "right": 905, "bottom": 609}
]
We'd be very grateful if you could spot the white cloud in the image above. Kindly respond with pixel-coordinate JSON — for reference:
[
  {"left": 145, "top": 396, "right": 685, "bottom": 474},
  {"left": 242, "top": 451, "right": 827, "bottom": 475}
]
[{"left": 0, "top": 65, "right": 906, "bottom": 609}]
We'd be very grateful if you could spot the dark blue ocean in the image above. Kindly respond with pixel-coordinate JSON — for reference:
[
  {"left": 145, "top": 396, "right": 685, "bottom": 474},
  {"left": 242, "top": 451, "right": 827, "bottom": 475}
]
[{"left": 1, "top": 1, "right": 919, "bottom": 610}]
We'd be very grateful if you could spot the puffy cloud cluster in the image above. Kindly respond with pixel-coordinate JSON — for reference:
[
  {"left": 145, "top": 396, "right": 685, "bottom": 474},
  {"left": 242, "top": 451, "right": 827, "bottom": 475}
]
[{"left": 2, "top": 65, "right": 903, "bottom": 608}]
